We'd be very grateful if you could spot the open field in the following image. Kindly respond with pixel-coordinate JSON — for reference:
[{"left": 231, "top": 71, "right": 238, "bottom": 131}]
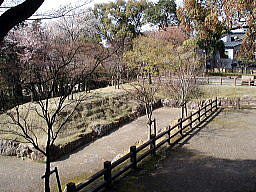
[{"left": 199, "top": 85, "right": 256, "bottom": 99}]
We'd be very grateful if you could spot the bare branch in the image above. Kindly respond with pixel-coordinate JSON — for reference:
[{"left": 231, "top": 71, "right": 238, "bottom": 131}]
[{"left": 0, "top": 0, "right": 45, "bottom": 41}]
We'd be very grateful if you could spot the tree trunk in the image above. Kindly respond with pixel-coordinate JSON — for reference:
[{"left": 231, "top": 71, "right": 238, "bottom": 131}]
[
  {"left": 13, "top": 84, "right": 23, "bottom": 99},
  {"left": 148, "top": 73, "right": 152, "bottom": 84},
  {"left": 44, "top": 155, "right": 51, "bottom": 192},
  {"left": 45, "top": 126, "right": 51, "bottom": 192}
]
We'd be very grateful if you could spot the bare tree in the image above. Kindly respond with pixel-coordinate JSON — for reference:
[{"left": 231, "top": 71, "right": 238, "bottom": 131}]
[
  {"left": 0, "top": 21, "right": 107, "bottom": 192},
  {"left": 122, "top": 79, "right": 160, "bottom": 137},
  {"left": 164, "top": 40, "right": 202, "bottom": 106}
]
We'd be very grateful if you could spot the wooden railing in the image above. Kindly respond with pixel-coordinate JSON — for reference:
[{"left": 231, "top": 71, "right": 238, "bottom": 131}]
[
  {"left": 65, "top": 98, "right": 220, "bottom": 192},
  {"left": 195, "top": 76, "right": 255, "bottom": 86}
]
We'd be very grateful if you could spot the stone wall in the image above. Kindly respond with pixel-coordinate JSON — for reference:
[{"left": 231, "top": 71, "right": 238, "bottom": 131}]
[
  {"left": 0, "top": 138, "right": 44, "bottom": 161},
  {"left": 0, "top": 100, "right": 162, "bottom": 161}
]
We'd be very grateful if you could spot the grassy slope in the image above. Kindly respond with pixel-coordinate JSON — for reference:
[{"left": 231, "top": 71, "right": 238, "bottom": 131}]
[
  {"left": 0, "top": 85, "right": 139, "bottom": 146},
  {"left": 1, "top": 83, "right": 255, "bottom": 146}
]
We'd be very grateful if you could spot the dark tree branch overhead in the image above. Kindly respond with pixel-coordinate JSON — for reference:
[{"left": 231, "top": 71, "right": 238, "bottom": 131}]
[
  {"left": 0, "top": 0, "right": 45, "bottom": 42},
  {"left": 0, "top": 0, "right": 4, "bottom": 7}
]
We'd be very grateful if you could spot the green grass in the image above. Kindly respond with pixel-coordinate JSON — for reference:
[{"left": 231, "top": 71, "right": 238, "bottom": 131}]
[
  {"left": 207, "top": 71, "right": 256, "bottom": 77},
  {"left": 199, "top": 85, "right": 256, "bottom": 99}
]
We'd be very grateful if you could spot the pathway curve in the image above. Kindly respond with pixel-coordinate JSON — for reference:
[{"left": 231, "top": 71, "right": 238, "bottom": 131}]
[
  {"left": 0, "top": 107, "right": 182, "bottom": 192},
  {"left": 118, "top": 109, "right": 256, "bottom": 192}
]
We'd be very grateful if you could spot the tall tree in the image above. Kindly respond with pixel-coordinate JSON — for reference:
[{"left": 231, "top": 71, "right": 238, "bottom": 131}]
[
  {"left": 123, "top": 36, "right": 175, "bottom": 83},
  {"left": 234, "top": 0, "right": 256, "bottom": 63},
  {"left": 177, "top": 0, "right": 226, "bottom": 68},
  {"left": 94, "top": 0, "right": 149, "bottom": 89},
  {"left": 179, "top": 0, "right": 256, "bottom": 66},
  {"left": 164, "top": 38, "right": 202, "bottom": 105},
  {"left": 94, "top": 0, "right": 149, "bottom": 45},
  {"left": 145, "top": 0, "right": 179, "bottom": 30}
]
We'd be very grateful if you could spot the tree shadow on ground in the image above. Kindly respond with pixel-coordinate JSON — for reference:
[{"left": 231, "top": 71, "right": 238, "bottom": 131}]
[
  {"left": 135, "top": 148, "right": 256, "bottom": 192},
  {"left": 108, "top": 148, "right": 256, "bottom": 192},
  {"left": 108, "top": 108, "right": 256, "bottom": 192}
]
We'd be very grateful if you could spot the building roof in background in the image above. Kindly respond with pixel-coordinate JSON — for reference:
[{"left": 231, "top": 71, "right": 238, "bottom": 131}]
[
  {"left": 224, "top": 41, "right": 242, "bottom": 48},
  {"left": 143, "top": 26, "right": 188, "bottom": 45}
]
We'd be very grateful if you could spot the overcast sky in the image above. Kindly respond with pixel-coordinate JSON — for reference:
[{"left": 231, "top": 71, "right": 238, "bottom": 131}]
[{"left": 39, "top": 0, "right": 184, "bottom": 13}]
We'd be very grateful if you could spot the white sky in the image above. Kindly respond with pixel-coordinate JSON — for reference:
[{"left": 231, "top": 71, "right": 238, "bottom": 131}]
[{"left": 39, "top": 0, "right": 183, "bottom": 13}]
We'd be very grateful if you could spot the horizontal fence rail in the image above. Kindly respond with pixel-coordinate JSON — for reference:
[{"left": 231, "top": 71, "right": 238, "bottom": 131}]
[
  {"left": 65, "top": 98, "right": 221, "bottom": 192},
  {"left": 193, "top": 76, "right": 256, "bottom": 86},
  {"left": 151, "top": 76, "right": 255, "bottom": 86}
]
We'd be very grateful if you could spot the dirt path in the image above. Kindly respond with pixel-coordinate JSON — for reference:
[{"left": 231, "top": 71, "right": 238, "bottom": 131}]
[
  {"left": 116, "top": 109, "right": 256, "bottom": 192},
  {"left": 0, "top": 107, "right": 182, "bottom": 192}
]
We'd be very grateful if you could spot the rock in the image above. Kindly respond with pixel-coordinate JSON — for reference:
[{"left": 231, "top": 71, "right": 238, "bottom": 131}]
[
  {"left": 162, "top": 99, "right": 177, "bottom": 107},
  {"left": 0, "top": 137, "right": 46, "bottom": 161},
  {"left": 186, "top": 101, "right": 199, "bottom": 110},
  {"left": 16, "top": 144, "right": 32, "bottom": 158},
  {"left": 30, "top": 151, "right": 45, "bottom": 161},
  {"left": 91, "top": 124, "right": 107, "bottom": 136},
  {"left": 132, "top": 104, "right": 145, "bottom": 115},
  {"left": 0, "top": 138, "right": 19, "bottom": 156}
]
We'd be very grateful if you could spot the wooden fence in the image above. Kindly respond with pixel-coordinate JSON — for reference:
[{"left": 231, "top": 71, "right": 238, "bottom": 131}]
[
  {"left": 65, "top": 98, "right": 220, "bottom": 192},
  {"left": 195, "top": 76, "right": 255, "bottom": 86}
]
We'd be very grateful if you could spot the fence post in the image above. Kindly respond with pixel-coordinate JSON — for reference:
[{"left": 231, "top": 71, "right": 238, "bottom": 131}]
[
  {"left": 207, "top": 77, "right": 209, "bottom": 84},
  {"left": 237, "top": 98, "right": 241, "bottom": 109},
  {"left": 153, "top": 119, "right": 156, "bottom": 135},
  {"left": 150, "top": 134, "right": 156, "bottom": 156},
  {"left": 185, "top": 102, "right": 188, "bottom": 117},
  {"left": 234, "top": 77, "right": 237, "bottom": 86},
  {"left": 215, "top": 98, "right": 218, "bottom": 109},
  {"left": 65, "top": 183, "right": 76, "bottom": 192},
  {"left": 220, "top": 77, "right": 223, "bottom": 85},
  {"left": 148, "top": 120, "right": 152, "bottom": 138},
  {"left": 167, "top": 126, "right": 171, "bottom": 145},
  {"left": 204, "top": 104, "right": 207, "bottom": 117},
  {"left": 189, "top": 112, "right": 193, "bottom": 129},
  {"left": 181, "top": 105, "right": 184, "bottom": 119},
  {"left": 198, "top": 108, "right": 201, "bottom": 122},
  {"left": 55, "top": 167, "right": 62, "bottom": 192},
  {"left": 210, "top": 99, "right": 213, "bottom": 112},
  {"left": 130, "top": 146, "right": 137, "bottom": 169},
  {"left": 178, "top": 118, "right": 183, "bottom": 135},
  {"left": 104, "top": 161, "right": 112, "bottom": 188}
]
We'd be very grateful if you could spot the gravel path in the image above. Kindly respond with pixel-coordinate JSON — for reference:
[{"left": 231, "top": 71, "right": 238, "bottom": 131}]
[
  {"left": 125, "top": 109, "right": 256, "bottom": 192},
  {"left": 0, "top": 107, "right": 182, "bottom": 192}
]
